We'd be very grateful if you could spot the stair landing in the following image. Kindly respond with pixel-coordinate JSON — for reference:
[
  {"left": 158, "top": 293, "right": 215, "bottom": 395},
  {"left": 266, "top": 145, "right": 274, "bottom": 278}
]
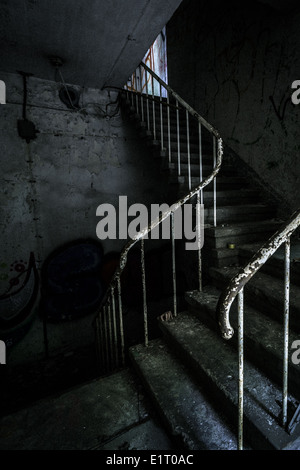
[{"left": 0, "top": 369, "right": 174, "bottom": 450}]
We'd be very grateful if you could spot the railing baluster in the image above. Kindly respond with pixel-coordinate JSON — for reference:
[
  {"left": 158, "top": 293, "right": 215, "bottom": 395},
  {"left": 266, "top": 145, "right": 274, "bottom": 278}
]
[
  {"left": 283, "top": 237, "right": 291, "bottom": 427},
  {"left": 160, "top": 83, "right": 164, "bottom": 152},
  {"left": 117, "top": 278, "right": 125, "bottom": 366},
  {"left": 111, "top": 288, "right": 118, "bottom": 369},
  {"left": 95, "top": 316, "right": 100, "bottom": 367},
  {"left": 139, "top": 65, "right": 144, "bottom": 123},
  {"left": 131, "top": 75, "right": 134, "bottom": 108},
  {"left": 99, "top": 311, "right": 105, "bottom": 371},
  {"left": 197, "top": 191, "right": 202, "bottom": 292},
  {"left": 135, "top": 70, "right": 139, "bottom": 116},
  {"left": 176, "top": 99, "right": 181, "bottom": 176},
  {"left": 145, "top": 70, "right": 150, "bottom": 131},
  {"left": 141, "top": 239, "right": 148, "bottom": 347},
  {"left": 108, "top": 301, "right": 113, "bottom": 370},
  {"left": 151, "top": 75, "right": 156, "bottom": 140},
  {"left": 171, "top": 212, "right": 177, "bottom": 317},
  {"left": 167, "top": 91, "right": 171, "bottom": 163},
  {"left": 238, "top": 287, "right": 244, "bottom": 451},
  {"left": 213, "top": 135, "right": 217, "bottom": 227},
  {"left": 186, "top": 110, "right": 191, "bottom": 191},
  {"left": 198, "top": 122, "right": 203, "bottom": 204},
  {"left": 103, "top": 305, "right": 109, "bottom": 372}
]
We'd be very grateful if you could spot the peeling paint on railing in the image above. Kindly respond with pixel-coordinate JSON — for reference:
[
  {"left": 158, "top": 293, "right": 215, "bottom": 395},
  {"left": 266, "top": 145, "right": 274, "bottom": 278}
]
[
  {"left": 216, "top": 208, "right": 300, "bottom": 341},
  {"left": 95, "top": 63, "right": 224, "bottom": 374},
  {"left": 216, "top": 206, "right": 300, "bottom": 450}
]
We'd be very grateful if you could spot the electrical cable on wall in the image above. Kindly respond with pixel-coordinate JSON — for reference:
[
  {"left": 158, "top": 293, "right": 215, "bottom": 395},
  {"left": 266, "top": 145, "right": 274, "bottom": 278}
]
[{"left": 50, "top": 56, "right": 120, "bottom": 118}]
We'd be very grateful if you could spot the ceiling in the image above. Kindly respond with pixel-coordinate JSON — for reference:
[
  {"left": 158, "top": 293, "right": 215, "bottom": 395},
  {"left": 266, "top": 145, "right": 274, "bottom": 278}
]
[{"left": 0, "top": 0, "right": 183, "bottom": 89}]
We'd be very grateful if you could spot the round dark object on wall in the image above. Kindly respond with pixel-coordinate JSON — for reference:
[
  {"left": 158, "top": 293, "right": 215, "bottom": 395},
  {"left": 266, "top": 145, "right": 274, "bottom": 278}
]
[
  {"left": 43, "top": 240, "right": 104, "bottom": 294},
  {"left": 41, "top": 277, "right": 104, "bottom": 322},
  {"left": 40, "top": 239, "right": 104, "bottom": 321}
]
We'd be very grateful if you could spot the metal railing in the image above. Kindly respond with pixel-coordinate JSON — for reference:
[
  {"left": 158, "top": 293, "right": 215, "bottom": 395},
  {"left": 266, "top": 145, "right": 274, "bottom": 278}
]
[
  {"left": 125, "top": 62, "right": 219, "bottom": 222},
  {"left": 95, "top": 62, "right": 223, "bottom": 373},
  {"left": 216, "top": 207, "right": 300, "bottom": 450}
]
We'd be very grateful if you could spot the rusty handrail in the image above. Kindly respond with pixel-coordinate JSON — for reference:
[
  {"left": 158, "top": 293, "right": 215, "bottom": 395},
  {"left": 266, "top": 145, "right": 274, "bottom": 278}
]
[
  {"left": 216, "top": 206, "right": 300, "bottom": 450},
  {"left": 96, "top": 63, "right": 224, "bottom": 315},
  {"left": 139, "top": 62, "right": 221, "bottom": 138},
  {"left": 216, "top": 207, "right": 300, "bottom": 340},
  {"left": 97, "top": 136, "right": 223, "bottom": 313},
  {"left": 95, "top": 61, "right": 224, "bottom": 375}
]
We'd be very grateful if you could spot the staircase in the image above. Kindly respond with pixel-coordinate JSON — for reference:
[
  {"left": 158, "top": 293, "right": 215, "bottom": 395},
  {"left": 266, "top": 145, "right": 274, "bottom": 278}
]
[
  {"left": 115, "top": 65, "right": 300, "bottom": 450},
  {"left": 121, "top": 89, "right": 283, "bottom": 272},
  {"left": 129, "top": 263, "right": 300, "bottom": 450},
  {"left": 1, "top": 62, "right": 299, "bottom": 451}
]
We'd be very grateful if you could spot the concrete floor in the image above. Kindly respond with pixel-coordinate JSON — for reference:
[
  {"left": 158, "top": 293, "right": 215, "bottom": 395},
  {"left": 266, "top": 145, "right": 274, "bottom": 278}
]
[{"left": 0, "top": 368, "right": 175, "bottom": 450}]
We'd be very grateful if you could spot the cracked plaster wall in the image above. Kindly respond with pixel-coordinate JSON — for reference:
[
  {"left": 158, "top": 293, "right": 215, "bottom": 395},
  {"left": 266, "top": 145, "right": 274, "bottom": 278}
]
[
  {"left": 0, "top": 72, "right": 167, "bottom": 364},
  {"left": 0, "top": 72, "right": 167, "bottom": 289},
  {"left": 167, "top": 0, "right": 300, "bottom": 214}
]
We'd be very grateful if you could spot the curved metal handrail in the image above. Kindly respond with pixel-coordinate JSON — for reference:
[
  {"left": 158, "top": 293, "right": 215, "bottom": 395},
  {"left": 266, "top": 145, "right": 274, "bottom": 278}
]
[
  {"left": 96, "top": 63, "right": 224, "bottom": 314},
  {"left": 140, "top": 62, "right": 221, "bottom": 138},
  {"left": 95, "top": 61, "right": 224, "bottom": 376},
  {"left": 217, "top": 207, "right": 300, "bottom": 340},
  {"left": 98, "top": 136, "right": 223, "bottom": 313}
]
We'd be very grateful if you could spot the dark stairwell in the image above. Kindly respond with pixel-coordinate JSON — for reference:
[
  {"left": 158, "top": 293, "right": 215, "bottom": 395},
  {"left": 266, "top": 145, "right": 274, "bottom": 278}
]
[
  {"left": 116, "top": 74, "right": 300, "bottom": 450},
  {"left": 1, "top": 61, "right": 300, "bottom": 452},
  {"left": 1, "top": 0, "right": 300, "bottom": 452}
]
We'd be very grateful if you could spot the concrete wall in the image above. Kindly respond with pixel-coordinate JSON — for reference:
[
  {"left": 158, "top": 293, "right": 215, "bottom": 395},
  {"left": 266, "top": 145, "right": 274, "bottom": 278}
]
[
  {"left": 167, "top": 0, "right": 300, "bottom": 214},
  {"left": 0, "top": 72, "right": 167, "bottom": 365}
]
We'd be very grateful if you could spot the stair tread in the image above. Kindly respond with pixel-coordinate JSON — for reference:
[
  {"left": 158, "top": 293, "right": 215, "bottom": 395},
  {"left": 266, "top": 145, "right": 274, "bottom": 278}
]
[
  {"left": 203, "top": 203, "right": 275, "bottom": 212},
  {"left": 159, "top": 311, "right": 300, "bottom": 449},
  {"left": 210, "top": 266, "right": 300, "bottom": 302},
  {"left": 239, "top": 242, "right": 300, "bottom": 284},
  {"left": 185, "top": 286, "right": 300, "bottom": 399},
  {"left": 205, "top": 219, "right": 284, "bottom": 237},
  {"left": 239, "top": 241, "right": 300, "bottom": 262},
  {"left": 129, "top": 338, "right": 238, "bottom": 450}
]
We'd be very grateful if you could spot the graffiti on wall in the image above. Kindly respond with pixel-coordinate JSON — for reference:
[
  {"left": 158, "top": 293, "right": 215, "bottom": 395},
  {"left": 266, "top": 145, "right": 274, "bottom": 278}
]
[{"left": 0, "top": 252, "right": 39, "bottom": 347}]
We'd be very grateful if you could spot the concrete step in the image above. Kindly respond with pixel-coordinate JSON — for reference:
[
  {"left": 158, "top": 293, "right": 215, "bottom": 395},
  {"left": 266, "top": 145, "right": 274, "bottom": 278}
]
[
  {"left": 199, "top": 190, "right": 262, "bottom": 210},
  {"left": 126, "top": 100, "right": 200, "bottom": 128},
  {"left": 209, "top": 266, "right": 300, "bottom": 333},
  {"left": 168, "top": 151, "right": 213, "bottom": 165},
  {"left": 145, "top": 138, "right": 203, "bottom": 156},
  {"left": 185, "top": 286, "right": 300, "bottom": 401},
  {"left": 203, "top": 247, "right": 240, "bottom": 268},
  {"left": 166, "top": 162, "right": 213, "bottom": 177},
  {"left": 166, "top": 162, "right": 240, "bottom": 179},
  {"left": 177, "top": 175, "right": 249, "bottom": 190},
  {"left": 123, "top": 93, "right": 215, "bottom": 139},
  {"left": 204, "top": 220, "right": 284, "bottom": 249},
  {"left": 202, "top": 204, "right": 277, "bottom": 225},
  {"left": 158, "top": 311, "right": 300, "bottom": 450},
  {"left": 140, "top": 120, "right": 202, "bottom": 143},
  {"left": 129, "top": 338, "right": 238, "bottom": 450},
  {"left": 239, "top": 242, "right": 300, "bottom": 286}
]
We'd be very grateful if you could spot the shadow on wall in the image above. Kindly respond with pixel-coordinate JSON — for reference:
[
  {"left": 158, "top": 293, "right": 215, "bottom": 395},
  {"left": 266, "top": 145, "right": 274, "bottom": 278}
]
[
  {"left": 39, "top": 239, "right": 105, "bottom": 323},
  {"left": 0, "top": 239, "right": 190, "bottom": 350}
]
